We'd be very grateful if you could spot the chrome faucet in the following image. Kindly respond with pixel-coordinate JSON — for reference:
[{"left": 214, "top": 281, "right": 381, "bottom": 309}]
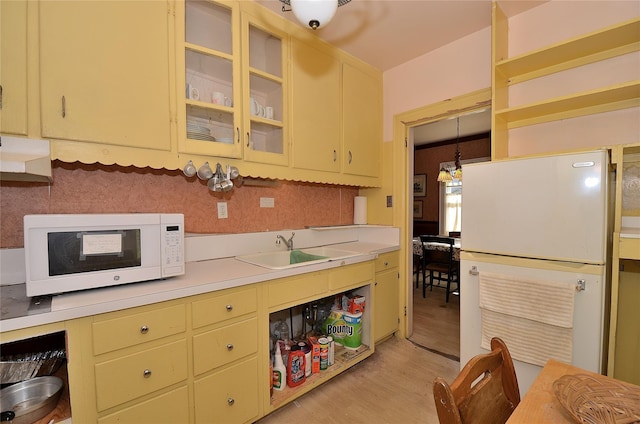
[{"left": 276, "top": 232, "right": 295, "bottom": 251}]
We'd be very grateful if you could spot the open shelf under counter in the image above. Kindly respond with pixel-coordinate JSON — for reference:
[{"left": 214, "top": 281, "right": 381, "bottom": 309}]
[{"left": 268, "top": 343, "right": 373, "bottom": 411}]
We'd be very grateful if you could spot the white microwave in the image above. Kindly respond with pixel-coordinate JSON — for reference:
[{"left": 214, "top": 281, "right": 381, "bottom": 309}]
[{"left": 24, "top": 213, "right": 185, "bottom": 296}]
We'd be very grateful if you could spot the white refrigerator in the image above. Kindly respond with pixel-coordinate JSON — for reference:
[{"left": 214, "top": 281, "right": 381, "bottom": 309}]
[{"left": 460, "top": 150, "right": 612, "bottom": 396}]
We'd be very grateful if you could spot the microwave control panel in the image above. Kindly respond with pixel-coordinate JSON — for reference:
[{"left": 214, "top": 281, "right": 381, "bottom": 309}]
[{"left": 161, "top": 215, "right": 185, "bottom": 277}]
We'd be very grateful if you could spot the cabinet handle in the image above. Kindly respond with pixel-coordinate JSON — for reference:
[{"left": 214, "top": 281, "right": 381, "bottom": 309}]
[
  {"left": 236, "top": 127, "right": 240, "bottom": 144},
  {"left": 0, "top": 84, "right": 3, "bottom": 110},
  {"left": 61, "top": 96, "right": 66, "bottom": 118},
  {"left": 246, "top": 132, "right": 250, "bottom": 148},
  {"left": 140, "top": 325, "right": 149, "bottom": 334},
  {"left": 333, "top": 150, "right": 337, "bottom": 162},
  {"left": 227, "top": 398, "right": 235, "bottom": 406},
  {"left": 348, "top": 150, "right": 353, "bottom": 164},
  {"left": 225, "top": 304, "right": 233, "bottom": 312},
  {"left": 226, "top": 343, "right": 234, "bottom": 351},
  {"left": 143, "top": 369, "right": 152, "bottom": 378}
]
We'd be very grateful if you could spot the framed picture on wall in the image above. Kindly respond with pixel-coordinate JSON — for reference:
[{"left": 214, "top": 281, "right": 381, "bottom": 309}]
[
  {"left": 414, "top": 174, "right": 426, "bottom": 197},
  {"left": 413, "top": 200, "right": 423, "bottom": 219}
]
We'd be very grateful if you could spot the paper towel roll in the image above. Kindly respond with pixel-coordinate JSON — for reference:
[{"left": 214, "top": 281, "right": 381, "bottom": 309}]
[{"left": 354, "top": 196, "right": 367, "bottom": 225}]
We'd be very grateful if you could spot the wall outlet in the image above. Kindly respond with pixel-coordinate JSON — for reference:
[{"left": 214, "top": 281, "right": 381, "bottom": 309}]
[
  {"left": 217, "top": 202, "right": 228, "bottom": 219},
  {"left": 260, "top": 197, "right": 275, "bottom": 208}
]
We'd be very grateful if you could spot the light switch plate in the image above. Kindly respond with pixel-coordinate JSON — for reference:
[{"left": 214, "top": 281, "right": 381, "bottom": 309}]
[{"left": 217, "top": 202, "right": 228, "bottom": 219}]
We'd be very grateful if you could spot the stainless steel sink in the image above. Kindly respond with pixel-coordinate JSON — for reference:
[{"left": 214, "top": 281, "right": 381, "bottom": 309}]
[{"left": 235, "top": 247, "right": 361, "bottom": 269}]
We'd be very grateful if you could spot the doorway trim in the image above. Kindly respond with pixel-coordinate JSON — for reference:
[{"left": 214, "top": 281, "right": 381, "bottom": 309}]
[{"left": 391, "top": 88, "right": 491, "bottom": 339}]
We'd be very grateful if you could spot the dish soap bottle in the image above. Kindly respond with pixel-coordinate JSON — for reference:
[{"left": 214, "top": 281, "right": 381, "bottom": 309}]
[{"left": 273, "top": 343, "right": 287, "bottom": 391}]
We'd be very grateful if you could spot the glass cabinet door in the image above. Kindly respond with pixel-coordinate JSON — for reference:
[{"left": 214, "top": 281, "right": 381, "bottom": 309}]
[
  {"left": 242, "top": 16, "right": 288, "bottom": 166},
  {"left": 180, "top": 0, "right": 241, "bottom": 158}
]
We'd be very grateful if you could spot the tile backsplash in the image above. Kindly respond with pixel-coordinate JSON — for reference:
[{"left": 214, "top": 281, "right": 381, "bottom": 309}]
[{"left": 0, "top": 161, "right": 358, "bottom": 248}]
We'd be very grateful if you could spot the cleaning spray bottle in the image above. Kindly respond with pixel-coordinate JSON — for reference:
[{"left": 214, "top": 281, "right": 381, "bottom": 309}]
[{"left": 273, "top": 343, "right": 287, "bottom": 391}]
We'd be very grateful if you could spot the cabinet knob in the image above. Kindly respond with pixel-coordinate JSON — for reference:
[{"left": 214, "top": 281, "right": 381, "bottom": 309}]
[
  {"left": 226, "top": 343, "right": 234, "bottom": 351},
  {"left": 225, "top": 304, "right": 233, "bottom": 312},
  {"left": 143, "top": 369, "right": 152, "bottom": 378},
  {"left": 384, "top": 261, "right": 389, "bottom": 266},
  {"left": 140, "top": 325, "right": 149, "bottom": 334},
  {"left": 227, "top": 398, "right": 235, "bottom": 406}
]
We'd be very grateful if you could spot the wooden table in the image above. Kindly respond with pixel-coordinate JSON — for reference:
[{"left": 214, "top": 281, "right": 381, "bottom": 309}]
[{"left": 507, "top": 359, "right": 639, "bottom": 423}]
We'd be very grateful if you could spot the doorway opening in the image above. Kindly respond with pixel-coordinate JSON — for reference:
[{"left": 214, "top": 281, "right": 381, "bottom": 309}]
[{"left": 392, "top": 88, "right": 491, "bottom": 361}]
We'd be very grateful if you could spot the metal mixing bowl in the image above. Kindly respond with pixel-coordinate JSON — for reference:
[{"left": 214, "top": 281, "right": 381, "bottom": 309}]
[{"left": 0, "top": 376, "right": 63, "bottom": 424}]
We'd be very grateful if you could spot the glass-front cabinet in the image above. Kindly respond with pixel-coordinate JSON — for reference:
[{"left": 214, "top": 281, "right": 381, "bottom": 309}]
[
  {"left": 180, "top": 0, "right": 241, "bottom": 158},
  {"left": 242, "top": 17, "right": 288, "bottom": 165},
  {"left": 178, "top": 0, "right": 288, "bottom": 166}
]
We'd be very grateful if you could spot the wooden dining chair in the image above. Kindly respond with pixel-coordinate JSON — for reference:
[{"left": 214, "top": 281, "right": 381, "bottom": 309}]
[
  {"left": 433, "top": 337, "right": 520, "bottom": 424},
  {"left": 419, "top": 235, "right": 458, "bottom": 302}
]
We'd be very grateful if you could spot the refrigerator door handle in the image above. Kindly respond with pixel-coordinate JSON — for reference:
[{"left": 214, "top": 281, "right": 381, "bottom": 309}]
[{"left": 576, "top": 279, "right": 586, "bottom": 292}]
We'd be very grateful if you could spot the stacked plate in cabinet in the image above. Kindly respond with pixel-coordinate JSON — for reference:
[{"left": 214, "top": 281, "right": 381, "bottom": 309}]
[{"left": 187, "top": 121, "right": 215, "bottom": 142}]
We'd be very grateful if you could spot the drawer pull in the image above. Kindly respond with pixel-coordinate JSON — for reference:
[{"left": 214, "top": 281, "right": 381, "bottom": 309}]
[
  {"left": 384, "top": 261, "right": 389, "bottom": 266},
  {"left": 143, "top": 369, "right": 152, "bottom": 378},
  {"left": 225, "top": 304, "right": 233, "bottom": 312},
  {"left": 226, "top": 343, "right": 234, "bottom": 351},
  {"left": 140, "top": 325, "right": 149, "bottom": 334},
  {"left": 227, "top": 398, "right": 235, "bottom": 406}
]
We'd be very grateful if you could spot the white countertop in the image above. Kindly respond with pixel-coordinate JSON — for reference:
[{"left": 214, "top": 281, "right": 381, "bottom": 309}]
[{"left": 0, "top": 227, "right": 399, "bottom": 333}]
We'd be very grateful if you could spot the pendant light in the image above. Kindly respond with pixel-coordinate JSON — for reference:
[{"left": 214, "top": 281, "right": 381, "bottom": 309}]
[
  {"left": 280, "top": 0, "right": 351, "bottom": 30},
  {"left": 437, "top": 117, "right": 463, "bottom": 182}
]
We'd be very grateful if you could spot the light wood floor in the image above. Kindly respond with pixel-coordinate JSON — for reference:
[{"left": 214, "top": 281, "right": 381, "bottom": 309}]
[
  {"left": 409, "top": 278, "right": 460, "bottom": 360},
  {"left": 257, "top": 278, "right": 461, "bottom": 424}
]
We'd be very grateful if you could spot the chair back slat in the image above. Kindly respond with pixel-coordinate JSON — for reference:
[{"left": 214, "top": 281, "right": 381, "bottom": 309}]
[{"left": 433, "top": 338, "right": 520, "bottom": 424}]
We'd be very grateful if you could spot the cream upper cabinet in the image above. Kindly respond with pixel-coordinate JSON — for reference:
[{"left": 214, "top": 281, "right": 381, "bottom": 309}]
[
  {"left": 290, "top": 37, "right": 341, "bottom": 173},
  {"left": 342, "top": 62, "right": 381, "bottom": 178},
  {"left": 0, "top": 0, "right": 28, "bottom": 136},
  {"left": 178, "top": 0, "right": 243, "bottom": 159},
  {"left": 241, "top": 12, "right": 289, "bottom": 166},
  {"left": 39, "top": 0, "right": 172, "bottom": 152}
]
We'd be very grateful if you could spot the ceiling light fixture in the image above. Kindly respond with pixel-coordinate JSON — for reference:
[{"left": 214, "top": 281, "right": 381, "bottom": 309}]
[
  {"left": 437, "top": 117, "right": 463, "bottom": 182},
  {"left": 279, "top": 0, "right": 351, "bottom": 30}
]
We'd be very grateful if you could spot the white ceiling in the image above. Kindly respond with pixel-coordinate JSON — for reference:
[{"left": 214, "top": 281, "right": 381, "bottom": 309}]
[
  {"left": 412, "top": 107, "right": 491, "bottom": 146},
  {"left": 255, "top": 0, "right": 546, "bottom": 145},
  {"left": 254, "top": 0, "right": 547, "bottom": 71}
]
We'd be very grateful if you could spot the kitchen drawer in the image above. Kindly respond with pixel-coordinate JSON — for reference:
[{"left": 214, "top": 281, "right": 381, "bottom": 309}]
[
  {"left": 375, "top": 252, "right": 399, "bottom": 272},
  {"left": 95, "top": 339, "right": 188, "bottom": 411},
  {"left": 192, "top": 286, "right": 257, "bottom": 329},
  {"left": 619, "top": 237, "right": 640, "bottom": 260},
  {"left": 193, "top": 317, "right": 258, "bottom": 375},
  {"left": 329, "top": 262, "right": 374, "bottom": 291},
  {"left": 194, "top": 356, "right": 259, "bottom": 424},
  {"left": 268, "top": 272, "right": 328, "bottom": 308},
  {"left": 98, "top": 385, "right": 189, "bottom": 424},
  {"left": 92, "top": 304, "right": 186, "bottom": 355}
]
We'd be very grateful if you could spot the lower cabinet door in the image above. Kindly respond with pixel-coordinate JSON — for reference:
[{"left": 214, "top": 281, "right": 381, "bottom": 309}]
[
  {"left": 194, "top": 356, "right": 259, "bottom": 424},
  {"left": 97, "top": 386, "right": 189, "bottom": 424}
]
